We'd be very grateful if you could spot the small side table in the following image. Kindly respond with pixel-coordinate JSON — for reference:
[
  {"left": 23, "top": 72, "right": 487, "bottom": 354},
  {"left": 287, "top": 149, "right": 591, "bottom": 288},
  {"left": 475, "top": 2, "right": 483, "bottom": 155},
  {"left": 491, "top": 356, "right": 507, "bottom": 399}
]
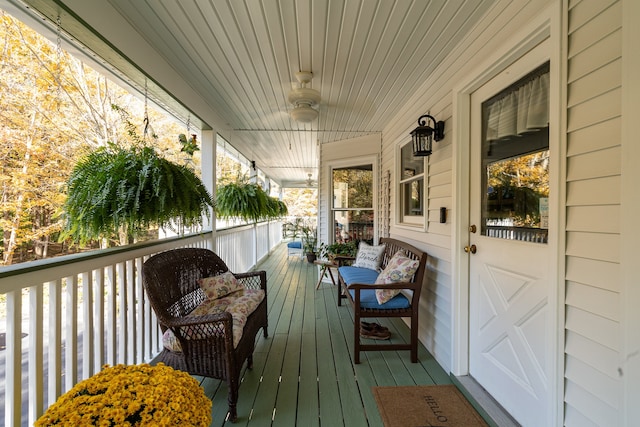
[{"left": 313, "top": 259, "right": 337, "bottom": 290}]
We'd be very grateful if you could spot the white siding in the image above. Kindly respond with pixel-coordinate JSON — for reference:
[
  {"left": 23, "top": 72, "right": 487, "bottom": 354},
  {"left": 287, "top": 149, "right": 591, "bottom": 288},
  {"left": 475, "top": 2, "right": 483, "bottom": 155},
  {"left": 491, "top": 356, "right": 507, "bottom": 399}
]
[
  {"left": 565, "top": 0, "right": 622, "bottom": 425},
  {"left": 379, "top": 0, "right": 558, "bottom": 373},
  {"left": 322, "top": 1, "right": 636, "bottom": 425}
]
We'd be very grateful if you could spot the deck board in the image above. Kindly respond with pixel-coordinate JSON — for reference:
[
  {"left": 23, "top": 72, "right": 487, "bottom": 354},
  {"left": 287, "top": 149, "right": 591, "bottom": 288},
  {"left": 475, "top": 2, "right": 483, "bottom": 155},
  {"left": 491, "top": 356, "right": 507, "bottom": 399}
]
[
  {"left": 200, "top": 243, "right": 451, "bottom": 426},
  {"left": 297, "top": 331, "right": 319, "bottom": 427}
]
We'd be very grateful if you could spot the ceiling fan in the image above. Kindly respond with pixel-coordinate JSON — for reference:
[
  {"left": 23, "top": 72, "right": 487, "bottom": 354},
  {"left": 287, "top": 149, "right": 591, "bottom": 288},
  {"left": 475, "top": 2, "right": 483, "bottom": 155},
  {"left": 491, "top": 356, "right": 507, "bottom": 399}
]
[
  {"left": 288, "top": 71, "right": 321, "bottom": 123},
  {"left": 305, "top": 173, "right": 316, "bottom": 187},
  {"left": 284, "top": 172, "right": 317, "bottom": 188}
]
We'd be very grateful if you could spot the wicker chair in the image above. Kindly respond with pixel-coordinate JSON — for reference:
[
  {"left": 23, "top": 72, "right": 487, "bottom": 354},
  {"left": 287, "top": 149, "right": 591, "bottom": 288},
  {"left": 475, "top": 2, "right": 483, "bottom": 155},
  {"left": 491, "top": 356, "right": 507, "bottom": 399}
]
[{"left": 142, "top": 248, "right": 268, "bottom": 422}]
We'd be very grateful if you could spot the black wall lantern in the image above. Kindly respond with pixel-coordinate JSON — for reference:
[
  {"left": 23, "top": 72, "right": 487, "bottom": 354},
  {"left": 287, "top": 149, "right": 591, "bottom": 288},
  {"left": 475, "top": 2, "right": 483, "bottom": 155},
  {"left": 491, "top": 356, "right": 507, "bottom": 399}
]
[{"left": 410, "top": 114, "right": 445, "bottom": 156}]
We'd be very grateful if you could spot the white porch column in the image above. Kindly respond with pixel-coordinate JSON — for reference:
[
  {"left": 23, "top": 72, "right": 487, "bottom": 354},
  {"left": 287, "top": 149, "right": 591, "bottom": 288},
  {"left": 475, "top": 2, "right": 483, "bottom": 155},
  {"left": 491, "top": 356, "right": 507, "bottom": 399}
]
[
  {"left": 621, "top": 0, "right": 640, "bottom": 425},
  {"left": 201, "top": 129, "right": 216, "bottom": 249}
]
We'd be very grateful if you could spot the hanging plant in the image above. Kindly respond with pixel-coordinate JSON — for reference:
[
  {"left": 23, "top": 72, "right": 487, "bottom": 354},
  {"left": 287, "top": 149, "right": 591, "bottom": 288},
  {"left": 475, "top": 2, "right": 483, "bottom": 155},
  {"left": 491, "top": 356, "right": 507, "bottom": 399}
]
[
  {"left": 60, "top": 104, "right": 214, "bottom": 244},
  {"left": 216, "top": 179, "right": 287, "bottom": 222},
  {"left": 179, "top": 133, "right": 200, "bottom": 155},
  {"left": 268, "top": 196, "right": 289, "bottom": 218},
  {"left": 61, "top": 142, "right": 213, "bottom": 244}
]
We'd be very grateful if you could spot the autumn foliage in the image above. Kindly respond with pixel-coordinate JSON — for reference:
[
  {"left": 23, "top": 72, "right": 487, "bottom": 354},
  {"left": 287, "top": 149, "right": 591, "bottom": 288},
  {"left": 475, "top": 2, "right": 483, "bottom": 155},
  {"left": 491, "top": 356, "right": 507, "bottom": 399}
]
[{"left": 0, "top": 12, "right": 188, "bottom": 265}]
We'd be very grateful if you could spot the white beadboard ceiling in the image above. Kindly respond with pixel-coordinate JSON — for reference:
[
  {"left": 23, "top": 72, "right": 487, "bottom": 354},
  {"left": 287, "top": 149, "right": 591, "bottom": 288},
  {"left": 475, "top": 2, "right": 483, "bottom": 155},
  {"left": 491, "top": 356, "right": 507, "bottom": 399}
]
[{"left": 17, "top": 0, "right": 495, "bottom": 187}]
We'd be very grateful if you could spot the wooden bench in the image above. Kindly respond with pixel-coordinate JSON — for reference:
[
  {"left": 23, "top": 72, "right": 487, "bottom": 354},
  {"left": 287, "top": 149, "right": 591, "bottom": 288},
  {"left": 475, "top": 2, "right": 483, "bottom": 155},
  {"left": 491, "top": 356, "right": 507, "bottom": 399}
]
[{"left": 336, "top": 237, "right": 427, "bottom": 363}]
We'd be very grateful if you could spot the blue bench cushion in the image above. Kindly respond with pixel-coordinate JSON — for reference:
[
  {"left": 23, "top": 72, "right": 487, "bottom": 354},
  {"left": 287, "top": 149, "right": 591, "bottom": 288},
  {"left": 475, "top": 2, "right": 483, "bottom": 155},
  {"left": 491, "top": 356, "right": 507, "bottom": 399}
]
[
  {"left": 287, "top": 241, "right": 302, "bottom": 249},
  {"left": 348, "top": 288, "right": 410, "bottom": 309},
  {"left": 338, "top": 266, "right": 411, "bottom": 310},
  {"left": 339, "top": 266, "right": 379, "bottom": 285}
]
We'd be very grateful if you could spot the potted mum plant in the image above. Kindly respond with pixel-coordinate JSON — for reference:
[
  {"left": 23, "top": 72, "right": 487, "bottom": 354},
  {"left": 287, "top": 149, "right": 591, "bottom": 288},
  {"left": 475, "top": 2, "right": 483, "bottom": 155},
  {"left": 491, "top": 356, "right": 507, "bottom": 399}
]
[{"left": 35, "top": 363, "right": 212, "bottom": 426}]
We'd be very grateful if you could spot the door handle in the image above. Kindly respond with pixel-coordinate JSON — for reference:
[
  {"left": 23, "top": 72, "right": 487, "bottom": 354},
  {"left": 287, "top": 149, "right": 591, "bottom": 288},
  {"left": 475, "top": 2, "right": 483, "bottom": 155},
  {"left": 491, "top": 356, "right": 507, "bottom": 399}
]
[{"left": 464, "top": 244, "right": 477, "bottom": 254}]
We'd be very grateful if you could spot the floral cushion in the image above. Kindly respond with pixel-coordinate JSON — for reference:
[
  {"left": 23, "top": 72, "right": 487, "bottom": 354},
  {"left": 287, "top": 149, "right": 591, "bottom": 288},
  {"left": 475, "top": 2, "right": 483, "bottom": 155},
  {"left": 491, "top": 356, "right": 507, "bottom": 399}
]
[
  {"left": 374, "top": 250, "right": 420, "bottom": 304},
  {"left": 352, "top": 241, "right": 386, "bottom": 271},
  {"left": 197, "top": 271, "right": 243, "bottom": 300},
  {"left": 162, "top": 288, "right": 265, "bottom": 351}
]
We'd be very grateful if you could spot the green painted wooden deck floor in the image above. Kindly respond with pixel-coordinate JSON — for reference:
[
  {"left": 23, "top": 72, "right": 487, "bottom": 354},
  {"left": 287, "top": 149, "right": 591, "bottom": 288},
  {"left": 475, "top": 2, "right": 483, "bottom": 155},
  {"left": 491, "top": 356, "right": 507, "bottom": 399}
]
[{"left": 200, "top": 243, "right": 452, "bottom": 426}]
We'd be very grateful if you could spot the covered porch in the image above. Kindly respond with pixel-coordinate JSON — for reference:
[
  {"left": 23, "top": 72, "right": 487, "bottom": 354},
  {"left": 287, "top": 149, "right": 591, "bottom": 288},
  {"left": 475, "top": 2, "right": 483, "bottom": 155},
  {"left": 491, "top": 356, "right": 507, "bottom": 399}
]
[
  {"left": 1, "top": 230, "right": 497, "bottom": 426},
  {"left": 194, "top": 242, "right": 454, "bottom": 426},
  {"left": 2, "top": 1, "right": 640, "bottom": 426}
]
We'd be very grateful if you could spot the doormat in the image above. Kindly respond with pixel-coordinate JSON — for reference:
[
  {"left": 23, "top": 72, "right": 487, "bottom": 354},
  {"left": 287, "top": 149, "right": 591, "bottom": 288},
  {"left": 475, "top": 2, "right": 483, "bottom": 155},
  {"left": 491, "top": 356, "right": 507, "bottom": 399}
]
[{"left": 372, "top": 385, "right": 489, "bottom": 427}]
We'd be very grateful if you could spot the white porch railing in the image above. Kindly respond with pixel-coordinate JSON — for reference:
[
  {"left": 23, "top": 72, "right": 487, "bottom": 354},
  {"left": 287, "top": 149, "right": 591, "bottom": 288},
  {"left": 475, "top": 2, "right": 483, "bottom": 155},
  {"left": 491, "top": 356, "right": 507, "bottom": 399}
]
[{"left": 0, "top": 220, "right": 283, "bottom": 427}]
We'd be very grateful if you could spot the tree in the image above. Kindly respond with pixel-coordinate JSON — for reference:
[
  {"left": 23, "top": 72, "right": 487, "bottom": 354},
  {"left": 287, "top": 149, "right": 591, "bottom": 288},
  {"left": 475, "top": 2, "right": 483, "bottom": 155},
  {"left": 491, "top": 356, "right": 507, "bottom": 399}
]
[
  {"left": 0, "top": 12, "right": 194, "bottom": 264},
  {"left": 0, "top": 12, "right": 72, "bottom": 264},
  {"left": 282, "top": 188, "right": 317, "bottom": 218}
]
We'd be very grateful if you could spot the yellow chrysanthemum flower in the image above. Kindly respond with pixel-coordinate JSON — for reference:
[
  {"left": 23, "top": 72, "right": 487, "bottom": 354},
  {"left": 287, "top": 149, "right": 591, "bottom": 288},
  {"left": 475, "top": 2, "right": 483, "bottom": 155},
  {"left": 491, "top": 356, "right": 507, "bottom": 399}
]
[{"left": 35, "top": 363, "right": 212, "bottom": 426}]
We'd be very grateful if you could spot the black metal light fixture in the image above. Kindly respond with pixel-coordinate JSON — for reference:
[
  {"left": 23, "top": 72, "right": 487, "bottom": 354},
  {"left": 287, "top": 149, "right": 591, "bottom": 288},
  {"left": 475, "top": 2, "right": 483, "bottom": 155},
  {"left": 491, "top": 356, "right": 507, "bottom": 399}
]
[{"left": 410, "top": 114, "right": 445, "bottom": 156}]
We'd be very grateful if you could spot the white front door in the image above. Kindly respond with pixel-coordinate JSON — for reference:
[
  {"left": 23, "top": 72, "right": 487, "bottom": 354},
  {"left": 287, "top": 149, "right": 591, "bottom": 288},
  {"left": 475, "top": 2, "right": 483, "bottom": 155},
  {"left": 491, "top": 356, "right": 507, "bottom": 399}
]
[{"left": 468, "top": 40, "right": 552, "bottom": 426}]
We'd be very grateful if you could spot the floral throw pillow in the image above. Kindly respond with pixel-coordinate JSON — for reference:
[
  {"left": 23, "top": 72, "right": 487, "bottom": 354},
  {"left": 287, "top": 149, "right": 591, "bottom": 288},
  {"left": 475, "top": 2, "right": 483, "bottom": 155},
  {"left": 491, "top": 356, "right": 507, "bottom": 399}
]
[
  {"left": 352, "top": 241, "right": 386, "bottom": 271},
  {"left": 198, "top": 271, "right": 243, "bottom": 300},
  {"left": 374, "top": 250, "right": 420, "bottom": 304},
  {"left": 162, "top": 289, "right": 265, "bottom": 351}
]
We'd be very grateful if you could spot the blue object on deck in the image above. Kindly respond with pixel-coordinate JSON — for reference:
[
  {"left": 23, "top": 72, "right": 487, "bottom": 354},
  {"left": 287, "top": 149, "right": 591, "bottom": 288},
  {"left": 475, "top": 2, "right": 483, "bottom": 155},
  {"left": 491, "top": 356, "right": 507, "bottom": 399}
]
[
  {"left": 338, "top": 266, "right": 410, "bottom": 309},
  {"left": 287, "top": 241, "right": 303, "bottom": 257},
  {"left": 338, "top": 266, "right": 379, "bottom": 285},
  {"left": 348, "top": 289, "right": 410, "bottom": 309}
]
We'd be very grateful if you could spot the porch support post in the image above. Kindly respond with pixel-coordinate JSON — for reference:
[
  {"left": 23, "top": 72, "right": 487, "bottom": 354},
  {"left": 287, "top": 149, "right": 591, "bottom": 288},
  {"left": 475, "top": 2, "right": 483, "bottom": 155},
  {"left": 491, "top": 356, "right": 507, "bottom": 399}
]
[
  {"left": 620, "top": 0, "right": 640, "bottom": 425},
  {"left": 5, "top": 291, "right": 21, "bottom": 427},
  {"left": 201, "top": 129, "right": 216, "bottom": 250}
]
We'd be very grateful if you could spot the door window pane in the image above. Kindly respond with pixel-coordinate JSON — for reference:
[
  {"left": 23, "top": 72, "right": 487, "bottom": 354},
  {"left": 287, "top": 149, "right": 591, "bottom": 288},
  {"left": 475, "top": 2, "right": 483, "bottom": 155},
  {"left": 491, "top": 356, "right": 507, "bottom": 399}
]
[{"left": 481, "top": 63, "right": 550, "bottom": 243}]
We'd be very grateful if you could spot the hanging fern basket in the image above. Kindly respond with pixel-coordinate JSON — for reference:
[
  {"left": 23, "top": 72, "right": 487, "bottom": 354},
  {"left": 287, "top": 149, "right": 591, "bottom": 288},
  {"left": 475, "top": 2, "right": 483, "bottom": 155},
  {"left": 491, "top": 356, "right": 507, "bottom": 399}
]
[
  {"left": 216, "top": 181, "right": 287, "bottom": 222},
  {"left": 62, "top": 144, "right": 213, "bottom": 243}
]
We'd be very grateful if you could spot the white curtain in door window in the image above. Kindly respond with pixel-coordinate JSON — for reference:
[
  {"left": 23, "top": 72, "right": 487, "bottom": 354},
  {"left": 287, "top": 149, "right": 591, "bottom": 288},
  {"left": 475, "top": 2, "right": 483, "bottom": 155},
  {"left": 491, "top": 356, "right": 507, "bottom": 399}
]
[{"left": 486, "top": 71, "right": 549, "bottom": 141}]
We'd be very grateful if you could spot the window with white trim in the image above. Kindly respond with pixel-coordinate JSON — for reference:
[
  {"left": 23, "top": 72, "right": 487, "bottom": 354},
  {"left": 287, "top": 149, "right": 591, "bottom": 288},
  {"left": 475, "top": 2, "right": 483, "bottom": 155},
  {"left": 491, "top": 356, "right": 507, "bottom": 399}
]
[
  {"left": 331, "top": 164, "right": 374, "bottom": 244},
  {"left": 398, "top": 142, "right": 425, "bottom": 226}
]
